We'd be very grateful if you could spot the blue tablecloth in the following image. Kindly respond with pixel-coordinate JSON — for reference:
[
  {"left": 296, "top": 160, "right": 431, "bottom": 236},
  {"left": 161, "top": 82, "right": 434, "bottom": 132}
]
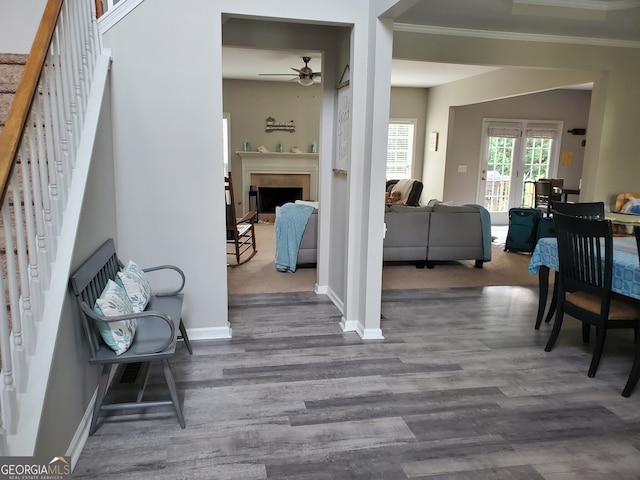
[{"left": 529, "top": 237, "right": 640, "bottom": 300}]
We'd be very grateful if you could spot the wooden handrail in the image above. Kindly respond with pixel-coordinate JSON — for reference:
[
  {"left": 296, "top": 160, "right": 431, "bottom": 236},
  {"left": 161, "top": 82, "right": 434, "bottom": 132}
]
[{"left": 0, "top": 0, "right": 64, "bottom": 205}]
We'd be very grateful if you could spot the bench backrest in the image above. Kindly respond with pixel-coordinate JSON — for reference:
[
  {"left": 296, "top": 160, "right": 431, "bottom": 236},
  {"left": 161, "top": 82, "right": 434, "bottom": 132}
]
[{"left": 69, "top": 238, "right": 122, "bottom": 355}]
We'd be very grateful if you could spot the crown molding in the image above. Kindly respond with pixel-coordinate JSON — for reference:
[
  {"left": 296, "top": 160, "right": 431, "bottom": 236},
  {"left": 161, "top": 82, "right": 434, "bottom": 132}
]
[
  {"left": 394, "top": 23, "right": 640, "bottom": 49},
  {"left": 512, "top": 0, "right": 640, "bottom": 11}
]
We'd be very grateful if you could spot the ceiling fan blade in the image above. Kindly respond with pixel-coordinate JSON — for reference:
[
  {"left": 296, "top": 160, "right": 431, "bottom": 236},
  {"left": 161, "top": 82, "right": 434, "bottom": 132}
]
[
  {"left": 259, "top": 73, "right": 297, "bottom": 76},
  {"left": 291, "top": 67, "right": 303, "bottom": 74}
]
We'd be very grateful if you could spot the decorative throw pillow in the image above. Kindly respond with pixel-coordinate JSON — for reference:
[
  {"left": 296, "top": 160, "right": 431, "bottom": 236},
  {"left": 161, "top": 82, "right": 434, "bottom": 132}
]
[
  {"left": 116, "top": 260, "right": 151, "bottom": 313},
  {"left": 94, "top": 279, "right": 136, "bottom": 355},
  {"left": 621, "top": 196, "right": 640, "bottom": 215}
]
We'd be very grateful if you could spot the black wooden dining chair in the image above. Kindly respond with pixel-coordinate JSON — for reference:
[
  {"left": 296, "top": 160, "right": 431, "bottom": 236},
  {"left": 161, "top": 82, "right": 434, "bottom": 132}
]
[
  {"left": 534, "top": 180, "right": 553, "bottom": 216},
  {"left": 534, "top": 202, "right": 606, "bottom": 330},
  {"left": 544, "top": 213, "right": 640, "bottom": 378},
  {"left": 551, "top": 201, "right": 604, "bottom": 219},
  {"left": 622, "top": 225, "right": 640, "bottom": 396}
]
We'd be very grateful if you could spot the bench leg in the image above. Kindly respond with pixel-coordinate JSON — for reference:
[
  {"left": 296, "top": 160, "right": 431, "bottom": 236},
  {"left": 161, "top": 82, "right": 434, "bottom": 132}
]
[
  {"left": 90, "top": 364, "right": 111, "bottom": 435},
  {"left": 179, "top": 319, "right": 193, "bottom": 354},
  {"left": 162, "top": 358, "right": 185, "bottom": 429}
]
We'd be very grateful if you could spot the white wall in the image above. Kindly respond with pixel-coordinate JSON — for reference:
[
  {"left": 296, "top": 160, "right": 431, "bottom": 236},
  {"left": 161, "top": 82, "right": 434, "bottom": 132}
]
[
  {"left": 0, "top": 0, "right": 46, "bottom": 53},
  {"left": 389, "top": 87, "right": 428, "bottom": 181},
  {"left": 393, "top": 30, "right": 640, "bottom": 207},
  {"left": 101, "top": 0, "right": 397, "bottom": 339},
  {"left": 445, "top": 88, "right": 591, "bottom": 205}
]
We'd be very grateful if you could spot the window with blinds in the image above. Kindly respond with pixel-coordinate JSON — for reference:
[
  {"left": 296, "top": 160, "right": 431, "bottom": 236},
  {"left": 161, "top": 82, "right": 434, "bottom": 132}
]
[{"left": 387, "top": 120, "right": 416, "bottom": 180}]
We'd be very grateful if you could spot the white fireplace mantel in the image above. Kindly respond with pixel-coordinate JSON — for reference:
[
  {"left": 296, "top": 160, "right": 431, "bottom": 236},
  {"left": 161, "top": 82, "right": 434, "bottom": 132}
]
[{"left": 236, "top": 151, "right": 319, "bottom": 213}]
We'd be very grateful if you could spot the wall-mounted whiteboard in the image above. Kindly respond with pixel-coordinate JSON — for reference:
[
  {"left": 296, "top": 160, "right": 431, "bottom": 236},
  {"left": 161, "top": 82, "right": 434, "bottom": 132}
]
[{"left": 334, "top": 85, "right": 351, "bottom": 174}]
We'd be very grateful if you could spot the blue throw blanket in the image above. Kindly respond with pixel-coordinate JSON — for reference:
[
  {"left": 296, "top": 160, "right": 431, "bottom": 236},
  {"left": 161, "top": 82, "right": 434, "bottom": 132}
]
[
  {"left": 464, "top": 204, "right": 492, "bottom": 262},
  {"left": 274, "top": 203, "right": 315, "bottom": 273}
]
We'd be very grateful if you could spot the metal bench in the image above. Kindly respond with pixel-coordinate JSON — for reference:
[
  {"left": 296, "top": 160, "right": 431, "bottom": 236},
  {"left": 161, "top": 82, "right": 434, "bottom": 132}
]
[{"left": 69, "top": 238, "right": 192, "bottom": 435}]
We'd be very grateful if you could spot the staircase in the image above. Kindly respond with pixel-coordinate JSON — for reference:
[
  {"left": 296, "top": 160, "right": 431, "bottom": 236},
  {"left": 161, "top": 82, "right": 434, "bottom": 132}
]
[
  {"left": 0, "top": 0, "right": 109, "bottom": 455},
  {"left": 0, "top": 54, "right": 28, "bottom": 136}
]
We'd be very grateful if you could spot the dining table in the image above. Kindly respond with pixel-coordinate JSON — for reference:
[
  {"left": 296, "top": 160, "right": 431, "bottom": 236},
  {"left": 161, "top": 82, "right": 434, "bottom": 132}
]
[{"left": 528, "top": 236, "right": 640, "bottom": 329}]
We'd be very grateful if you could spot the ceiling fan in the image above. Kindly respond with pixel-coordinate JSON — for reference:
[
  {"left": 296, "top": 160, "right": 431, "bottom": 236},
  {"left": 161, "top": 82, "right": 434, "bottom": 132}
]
[{"left": 259, "top": 56, "right": 321, "bottom": 86}]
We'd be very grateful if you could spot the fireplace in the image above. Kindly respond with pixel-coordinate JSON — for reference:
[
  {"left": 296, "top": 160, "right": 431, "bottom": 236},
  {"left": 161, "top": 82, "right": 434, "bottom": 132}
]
[
  {"left": 237, "top": 151, "right": 319, "bottom": 221},
  {"left": 257, "top": 187, "right": 303, "bottom": 213}
]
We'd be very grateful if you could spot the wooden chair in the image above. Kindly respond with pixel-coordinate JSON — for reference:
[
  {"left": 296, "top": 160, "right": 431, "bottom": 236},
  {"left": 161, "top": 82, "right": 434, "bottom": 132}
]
[
  {"left": 534, "top": 180, "right": 553, "bottom": 216},
  {"left": 544, "top": 214, "right": 640, "bottom": 378},
  {"left": 551, "top": 201, "right": 604, "bottom": 219},
  {"left": 535, "top": 201, "right": 607, "bottom": 330},
  {"left": 226, "top": 171, "right": 257, "bottom": 266},
  {"left": 622, "top": 225, "right": 640, "bottom": 396}
]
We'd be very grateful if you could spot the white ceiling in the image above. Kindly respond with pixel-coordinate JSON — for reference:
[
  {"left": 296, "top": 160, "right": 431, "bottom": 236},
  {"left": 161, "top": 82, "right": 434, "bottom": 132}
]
[
  {"left": 222, "top": 47, "right": 501, "bottom": 88},
  {"left": 222, "top": 0, "right": 640, "bottom": 89}
]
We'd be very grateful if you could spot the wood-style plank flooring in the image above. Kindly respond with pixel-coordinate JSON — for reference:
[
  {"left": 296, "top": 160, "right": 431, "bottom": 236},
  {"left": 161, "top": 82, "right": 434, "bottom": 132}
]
[{"left": 72, "top": 286, "right": 640, "bottom": 479}]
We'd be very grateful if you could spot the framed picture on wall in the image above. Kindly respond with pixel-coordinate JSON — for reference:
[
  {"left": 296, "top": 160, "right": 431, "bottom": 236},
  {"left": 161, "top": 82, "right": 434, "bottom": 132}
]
[{"left": 334, "top": 83, "right": 351, "bottom": 174}]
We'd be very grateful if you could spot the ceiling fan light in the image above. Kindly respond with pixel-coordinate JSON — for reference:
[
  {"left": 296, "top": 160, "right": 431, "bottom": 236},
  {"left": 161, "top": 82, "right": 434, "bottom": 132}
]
[{"left": 298, "top": 77, "right": 314, "bottom": 86}]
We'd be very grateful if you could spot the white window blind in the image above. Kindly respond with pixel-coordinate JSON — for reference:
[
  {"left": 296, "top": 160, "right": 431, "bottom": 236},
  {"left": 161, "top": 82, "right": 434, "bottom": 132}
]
[
  {"left": 526, "top": 123, "right": 559, "bottom": 139},
  {"left": 387, "top": 120, "right": 415, "bottom": 179},
  {"left": 487, "top": 123, "right": 521, "bottom": 138}
]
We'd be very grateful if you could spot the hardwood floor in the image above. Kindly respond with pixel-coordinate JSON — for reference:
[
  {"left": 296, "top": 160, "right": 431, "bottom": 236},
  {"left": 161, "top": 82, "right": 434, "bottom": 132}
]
[{"left": 72, "top": 286, "right": 640, "bottom": 479}]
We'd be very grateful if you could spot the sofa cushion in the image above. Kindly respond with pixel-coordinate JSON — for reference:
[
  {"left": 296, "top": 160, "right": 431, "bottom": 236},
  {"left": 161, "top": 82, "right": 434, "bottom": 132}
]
[
  {"left": 432, "top": 204, "right": 478, "bottom": 214},
  {"left": 387, "top": 205, "right": 432, "bottom": 213}
]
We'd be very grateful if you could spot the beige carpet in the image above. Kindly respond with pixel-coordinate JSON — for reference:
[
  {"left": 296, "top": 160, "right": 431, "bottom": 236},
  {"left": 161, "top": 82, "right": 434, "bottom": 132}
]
[{"left": 227, "top": 223, "right": 538, "bottom": 294}]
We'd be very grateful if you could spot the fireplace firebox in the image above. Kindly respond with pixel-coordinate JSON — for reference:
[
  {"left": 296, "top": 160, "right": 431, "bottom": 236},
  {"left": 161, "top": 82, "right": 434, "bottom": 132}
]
[{"left": 257, "top": 187, "right": 303, "bottom": 213}]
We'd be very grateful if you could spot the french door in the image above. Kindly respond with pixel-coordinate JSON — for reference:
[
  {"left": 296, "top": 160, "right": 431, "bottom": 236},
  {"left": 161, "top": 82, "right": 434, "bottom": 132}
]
[{"left": 477, "top": 119, "right": 562, "bottom": 224}]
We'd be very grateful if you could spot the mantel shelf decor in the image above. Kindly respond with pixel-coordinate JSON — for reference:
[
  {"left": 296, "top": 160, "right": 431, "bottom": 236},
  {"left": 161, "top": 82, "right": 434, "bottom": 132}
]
[{"left": 265, "top": 116, "right": 295, "bottom": 133}]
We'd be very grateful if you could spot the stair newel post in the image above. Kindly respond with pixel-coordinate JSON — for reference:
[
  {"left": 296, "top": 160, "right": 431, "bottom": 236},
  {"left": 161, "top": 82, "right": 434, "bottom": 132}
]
[
  {"left": 10, "top": 176, "right": 35, "bottom": 357},
  {"left": 2, "top": 194, "right": 27, "bottom": 394}
]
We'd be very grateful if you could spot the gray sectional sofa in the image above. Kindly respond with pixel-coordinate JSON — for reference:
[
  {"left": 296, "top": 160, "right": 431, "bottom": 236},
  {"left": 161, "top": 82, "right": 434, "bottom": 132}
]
[{"left": 296, "top": 203, "right": 492, "bottom": 268}]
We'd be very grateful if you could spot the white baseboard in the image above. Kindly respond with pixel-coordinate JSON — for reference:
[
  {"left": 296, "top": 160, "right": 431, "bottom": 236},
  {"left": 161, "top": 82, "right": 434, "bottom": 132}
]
[
  {"left": 186, "top": 325, "right": 232, "bottom": 340},
  {"left": 356, "top": 322, "right": 385, "bottom": 340},
  {"left": 67, "top": 390, "right": 96, "bottom": 472}
]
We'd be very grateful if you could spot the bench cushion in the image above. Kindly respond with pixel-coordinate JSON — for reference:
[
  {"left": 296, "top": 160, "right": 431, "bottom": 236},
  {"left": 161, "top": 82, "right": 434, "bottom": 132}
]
[
  {"left": 117, "top": 260, "right": 151, "bottom": 313},
  {"left": 94, "top": 279, "right": 137, "bottom": 355},
  {"left": 91, "top": 293, "right": 184, "bottom": 364}
]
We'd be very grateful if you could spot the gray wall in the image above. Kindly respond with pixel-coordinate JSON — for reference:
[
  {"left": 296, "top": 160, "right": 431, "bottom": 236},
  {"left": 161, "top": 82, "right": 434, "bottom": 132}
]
[
  {"left": 389, "top": 87, "right": 428, "bottom": 181},
  {"left": 0, "top": 0, "right": 46, "bottom": 53},
  {"left": 223, "top": 78, "right": 322, "bottom": 211},
  {"left": 444, "top": 88, "right": 591, "bottom": 204}
]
